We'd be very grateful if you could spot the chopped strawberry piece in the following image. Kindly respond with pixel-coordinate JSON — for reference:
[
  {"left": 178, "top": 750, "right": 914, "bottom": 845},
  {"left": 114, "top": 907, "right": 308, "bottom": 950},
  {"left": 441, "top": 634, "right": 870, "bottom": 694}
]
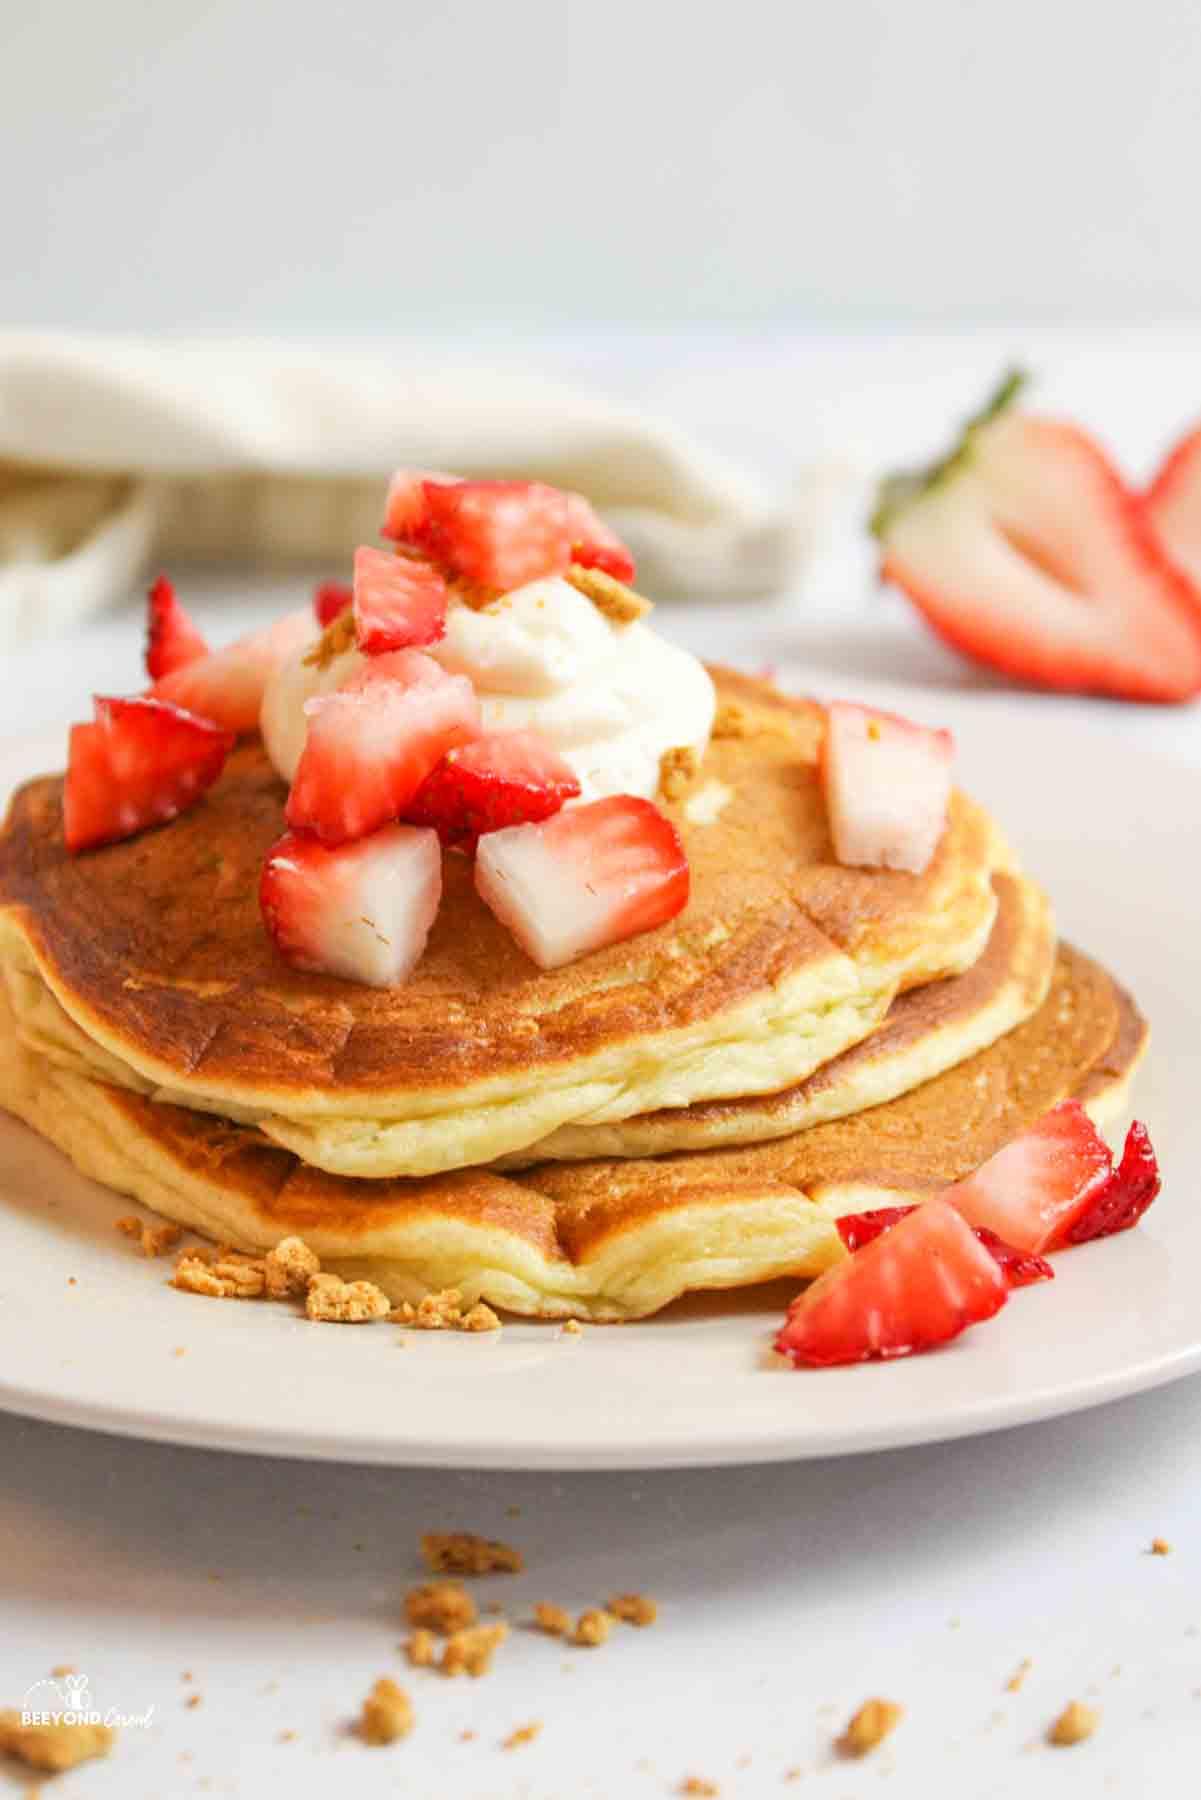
[
  {"left": 145, "top": 574, "right": 209, "bottom": 681},
  {"left": 352, "top": 545, "right": 447, "bottom": 655},
  {"left": 1145, "top": 427, "right": 1201, "bottom": 602},
  {"left": 835, "top": 1206, "right": 1053, "bottom": 1287},
  {"left": 260, "top": 825, "right": 441, "bottom": 987},
  {"left": 380, "top": 466, "right": 461, "bottom": 543},
  {"left": 414, "top": 480, "right": 572, "bottom": 591},
  {"left": 1064, "top": 1121, "right": 1161, "bottom": 1245},
  {"left": 313, "top": 580, "right": 353, "bottom": 627},
  {"left": 474, "top": 795, "right": 689, "bottom": 969},
  {"left": 873, "top": 370, "right": 1201, "bottom": 703},
  {"left": 151, "top": 609, "right": 316, "bottom": 735},
  {"left": 64, "top": 696, "right": 233, "bottom": 853},
  {"left": 942, "top": 1099, "right": 1113, "bottom": 1255},
  {"left": 286, "top": 650, "right": 480, "bottom": 845},
  {"left": 820, "top": 701, "right": 954, "bottom": 874},
  {"left": 777, "top": 1197, "right": 1008, "bottom": 1367},
  {"left": 563, "top": 492, "right": 636, "bottom": 582},
  {"left": 405, "top": 730, "right": 581, "bottom": 845}
]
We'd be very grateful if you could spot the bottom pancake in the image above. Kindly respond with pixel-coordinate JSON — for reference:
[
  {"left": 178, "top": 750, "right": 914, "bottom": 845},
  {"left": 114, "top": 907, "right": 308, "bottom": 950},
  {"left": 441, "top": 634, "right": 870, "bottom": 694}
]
[{"left": 0, "top": 946, "right": 1146, "bottom": 1321}]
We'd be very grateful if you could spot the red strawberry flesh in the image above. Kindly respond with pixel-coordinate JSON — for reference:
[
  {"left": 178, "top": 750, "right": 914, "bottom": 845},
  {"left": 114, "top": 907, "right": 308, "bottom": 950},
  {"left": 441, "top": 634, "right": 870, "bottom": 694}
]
[
  {"left": 380, "top": 466, "right": 461, "bottom": 543},
  {"left": 414, "top": 480, "right": 572, "bottom": 590},
  {"left": 64, "top": 696, "right": 233, "bottom": 853},
  {"left": 151, "top": 609, "right": 315, "bottom": 735},
  {"left": 835, "top": 1205, "right": 1053, "bottom": 1287},
  {"left": 313, "top": 581, "right": 353, "bottom": 627},
  {"left": 352, "top": 545, "right": 447, "bottom": 655},
  {"left": 145, "top": 575, "right": 209, "bottom": 681},
  {"left": 1064, "top": 1121, "right": 1161, "bottom": 1245},
  {"left": 405, "top": 729, "right": 580, "bottom": 844},
  {"left": 563, "top": 492, "right": 636, "bottom": 582},
  {"left": 942, "top": 1099, "right": 1114, "bottom": 1254}
]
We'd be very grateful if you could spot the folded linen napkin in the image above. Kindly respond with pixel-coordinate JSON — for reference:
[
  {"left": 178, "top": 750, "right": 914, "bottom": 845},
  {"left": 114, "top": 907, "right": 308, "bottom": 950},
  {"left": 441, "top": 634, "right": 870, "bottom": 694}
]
[{"left": 0, "top": 334, "right": 816, "bottom": 648}]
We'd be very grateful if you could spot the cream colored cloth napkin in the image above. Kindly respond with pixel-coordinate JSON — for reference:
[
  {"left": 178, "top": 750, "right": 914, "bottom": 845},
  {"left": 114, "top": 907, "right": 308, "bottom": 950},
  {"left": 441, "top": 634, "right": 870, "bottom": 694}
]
[{"left": 0, "top": 333, "right": 818, "bottom": 647}]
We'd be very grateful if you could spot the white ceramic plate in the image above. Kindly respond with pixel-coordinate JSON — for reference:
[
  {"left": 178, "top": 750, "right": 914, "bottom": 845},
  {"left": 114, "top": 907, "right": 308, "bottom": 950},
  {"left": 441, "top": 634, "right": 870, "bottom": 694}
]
[{"left": 0, "top": 703, "right": 1197, "bottom": 1471}]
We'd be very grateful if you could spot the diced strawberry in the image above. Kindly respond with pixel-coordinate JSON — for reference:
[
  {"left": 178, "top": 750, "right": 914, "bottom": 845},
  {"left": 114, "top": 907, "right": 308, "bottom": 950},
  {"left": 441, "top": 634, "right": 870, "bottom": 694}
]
[
  {"left": 777, "top": 1197, "right": 1008, "bottom": 1367},
  {"left": 474, "top": 795, "right": 689, "bottom": 969},
  {"left": 145, "top": 574, "right": 209, "bottom": 681},
  {"left": 380, "top": 467, "right": 461, "bottom": 543},
  {"left": 260, "top": 825, "right": 441, "bottom": 987},
  {"left": 1145, "top": 428, "right": 1201, "bottom": 600},
  {"left": 313, "top": 580, "right": 353, "bottom": 627},
  {"left": 151, "top": 609, "right": 316, "bottom": 735},
  {"left": 286, "top": 650, "right": 480, "bottom": 845},
  {"left": 835, "top": 1206, "right": 1053, "bottom": 1287},
  {"left": 414, "top": 480, "right": 572, "bottom": 591},
  {"left": 942, "top": 1100, "right": 1114, "bottom": 1255},
  {"left": 405, "top": 730, "right": 581, "bottom": 845},
  {"left": 64, "top": 696, "right": 233, "bottom": 853},
  {"left": 873, "top": 370, "right": 1201, "bottom": 702},
  {"left": 820, "top": 701, "right": 954, "bottom": 874},
  {"left": 1063, "top": 1121, "right": 1161, "bottom": 1245},
  {"left": 563, "top": 492, "right": 636, "bottom": 582},
  {"left": 352, "top": 545, "right": 447, "bottom": 655}
]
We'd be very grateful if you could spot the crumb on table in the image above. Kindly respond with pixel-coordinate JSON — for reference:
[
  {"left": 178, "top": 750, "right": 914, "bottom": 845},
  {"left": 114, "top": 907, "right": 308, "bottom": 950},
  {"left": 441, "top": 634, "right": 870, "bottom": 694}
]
[
  {"left": 358, "top": 1677, "right": 413, "bottom": 1746},
  {"left": 533, "top": 1603, "right": 571, "bottom": 1638},
  {"left": 572, "top": 1609, "right": 614, "bottom": 1648},
  {"left": 421, "top": 1532, "right": 523, "bottom": 1575},
  {"left": 1006, "top": 1657, "right": 1033, "bottom": 1693},
  {"left": 1047, "top": 1701, "right": 1099, "bottom": 1747},
  {"left": 0, "top": 1712, "right": 115, "bottom": 1772},
  {"left": 837, "top": 1698, "right": 903, "bottom": 1757},
  {"left": 404, "top": 1629, "right": 438, "bottom": 1668},
  {"left": 440, "top": 1623, "right": 509, "bottom": 1678},
  {"left": 679, "top": 1778, "right": 719, "bottom": 1796},
  {"left": 608, "top": 1593, "right": 658, "bottom": 1627},
  {"left": 404, "top": 1583, "right": 477, "bottom": 1635},
  {"left": 501, "top": 1721, "right": 542, "bottom": 1750},
  {"left": 1150, "top": 1537, "right": 1172, "bottom": 1556}
]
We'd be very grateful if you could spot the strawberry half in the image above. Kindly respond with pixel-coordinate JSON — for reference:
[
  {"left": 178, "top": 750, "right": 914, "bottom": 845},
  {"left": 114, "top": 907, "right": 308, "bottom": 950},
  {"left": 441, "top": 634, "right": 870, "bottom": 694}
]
[
  {"left": 313, "top": 580, "right": 353, "bottom": 628},
  {"left": 474, "top": 795, "right": 689, "bottom": 969},
  {"left": 286, "top": 650, "right": 480, "bottom": 845},
  {"left": 260, "top": 825, "right": 442, "bottom": 986},
  {"left": 1146, "top": 426, "right": 1201, "bottom": 594},
  {"left": 145, "top": 574, "right": 209, "bottom": 681},
  {"left": 380, "top": 466, "right": 461, "bottom": 543},
  {"left": 820, "top": 701, "right": 953, "bottom": 875},
  {"left": 151, "top": 609, "right": 316, "bottom": 735},
  {"left": 64, "top": 696, "right": 233, "bottom": 853},
  {"left": 1064, "top": 1121, "right": 1161, "bottom": 1245},
  {"left": 414, "top": 480, "right": 572, "bottom": 591},
  {"left": 405, "top": 730, "right": 581, "bottom": 844},
  {"left": 563, "top": 492, "right": 636, "bottom": 582},
  {"left": 776, "top": 1197, "right": 1008, "bottom": 1367},
  {"left": 942, "top": 1099, "right": 1114, "bottom": 1255},
  {"left": 352, "top": 545, "right": 447, "bottom": 655},
  {"left": 835, "top": 1206, "right": 1054, "bottom": 1288},
  {"left": 874, "top": 370, "right": 1201, "bottom": 702}
]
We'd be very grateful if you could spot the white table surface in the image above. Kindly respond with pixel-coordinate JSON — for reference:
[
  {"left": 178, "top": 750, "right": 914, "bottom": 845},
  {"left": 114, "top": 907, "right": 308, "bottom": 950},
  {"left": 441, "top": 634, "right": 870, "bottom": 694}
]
[{"left": 3, "top": 331, "right": 1201, "bottom": 1798}]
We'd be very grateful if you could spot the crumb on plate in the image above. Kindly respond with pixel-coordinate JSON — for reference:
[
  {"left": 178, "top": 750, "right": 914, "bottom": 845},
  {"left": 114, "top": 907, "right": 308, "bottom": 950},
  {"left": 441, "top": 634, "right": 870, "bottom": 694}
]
[
  {"left": 358, "top": 1677, "right": 413, "bottom": 1746},
  {"left": 0, "top": 1712, "right": 115, "bottom": 1772},
  {"left": 1047, "top": 1701, "right": 1099, "bottom": 1747},
  {"left": 837, "top": 1698, "right": 903, "bottom": 1757},
  {"left": 440, "top": 1623, "right": 509, "bottom": 1679},
  {"left": 608, "top": 1592, "right": 658, "bottom": 1627},
  {"left": 421, "top": 1532, "right": 523, "bottom": 1575},
  {"left": 533, "top": 1603, "right": 571, "bottom": 1638},
  {"left": 306, "top": 1273, "right": 390, "bottom": 1323},
  {"left": 572, "top": 1609, "right": 614, "bottom": 1648},
  {"left": 404, "top": 1583, "right": 477, "bottom": 1635},
  {"left": 502, "top": 1721, "right": 542, "bottom": 1750}
]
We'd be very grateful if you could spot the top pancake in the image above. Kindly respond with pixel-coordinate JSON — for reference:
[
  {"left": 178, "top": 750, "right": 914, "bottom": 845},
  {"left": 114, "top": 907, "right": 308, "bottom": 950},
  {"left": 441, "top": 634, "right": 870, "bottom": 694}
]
[{"left": 0, "top": 670, "right": 1002, "bottom": 1178}]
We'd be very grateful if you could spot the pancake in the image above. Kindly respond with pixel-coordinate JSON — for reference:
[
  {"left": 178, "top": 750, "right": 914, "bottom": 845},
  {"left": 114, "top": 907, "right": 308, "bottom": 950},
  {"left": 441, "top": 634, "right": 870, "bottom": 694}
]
[
  {"left": 0, "top": 670, "right": 1003, "bottom": 1180},
  {"left": 500, "top": 869, "right": 1054, "bottom": 1164},
  {"left": 0, "top": 944, "right": 1147, "bottom": 1321}
]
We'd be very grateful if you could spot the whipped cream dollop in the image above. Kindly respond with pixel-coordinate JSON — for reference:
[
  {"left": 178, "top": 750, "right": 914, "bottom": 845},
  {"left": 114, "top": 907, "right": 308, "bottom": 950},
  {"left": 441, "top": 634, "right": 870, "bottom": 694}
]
[{"left": 261, "top": 576, "right": 716, "bottom": 802}]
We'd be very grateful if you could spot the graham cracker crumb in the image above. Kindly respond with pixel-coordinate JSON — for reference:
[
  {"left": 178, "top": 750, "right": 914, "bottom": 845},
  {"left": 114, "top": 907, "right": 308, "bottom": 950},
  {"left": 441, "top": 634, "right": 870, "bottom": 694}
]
[
  {"left": 838, "top": 1698, "right": 903, "bottom": 1757},
  {"left": 440, "top": 1622, "right": 509, "bottom": 1678},
  {"left": 1047, "top": 1700, "right": 1099, "bottom": 1747},
  {"left": 1150, "top": 1537, "right": 1172, "bottom": 1556},
  {"left": 561, "top": 1318, "right": 583, "bottom": 1336},
  {"left": 607, "top": 1592, "right": 657, "bottom": 1627},
  {"left": 452, "top": 575, "right": 504, "bottom": 611},
  {"left": 0, "top": 1712, "right": 115, "bottom": 1772},
  {"left": 459, "top": 1728, "right": 476, "bottom": 1742},
  {"left": 264, "top": 1236, "right": 321, "bottom": 1299},
  {"left": 502, "top": 1721, "right": 542, "bottom": 1750},
  {"left": 462, "top": 1301, "right": 501, "bottom": 1332},
  {"left": 304, "top": 609, "right": 356, "bottom": 670},
  {"left": 783, "top": 1768, "right": 802, "bottom": 1783},
  {"left": 565, "top": 564, "right": 652, "bottom": 625},
  {"left": 1006, "top": 1657, "right": 1033, "bottom": 1693},
  {"left": 116, "top": 1215, "right": 181, "bottom": 1257},
  {"left": 421, "top": 1532, "right": 523, "bottom": 1575},
  {"left": 278, "top": 1729, "right": 298, "bottom": 1744},
  {"left": 679, "top": 1779, "right": 719, "bottom": 1797},
  {"left": 358, "top": 1677, "right": 413, "bottom": 1746},
  {"left": 173, "top": 1251, "right": 266, "bottom": 1299},
  {"left": 712, "top": 700, "right": 752, "bottom": 739},
  {"left": 572, "top": 1609, "right": 614, "bottom": 1647},
  {"left": 659, "top": 745, "right": 700, "bottom": 803},
  {"left": 306, "top": 1273, "right": 390, "bottom": 1323},
  {"left": 185, "top": 1694, "right": 202, "bottom": 1710},
  {"left": 533, "top": 1603, "right": 571, "bottom": 1637},
  {"left": 404, "top": 1629, "right": 438, "bottom": 1669},
  {"left": 49, "top": 1665, "right": 75, "bottom": 1679},
  {"left": 391, "top": 1290, "right": 501, "bottom": 1333},
  {"left": 405, "top": 1583, "right": 477, "bottom": 1635}
]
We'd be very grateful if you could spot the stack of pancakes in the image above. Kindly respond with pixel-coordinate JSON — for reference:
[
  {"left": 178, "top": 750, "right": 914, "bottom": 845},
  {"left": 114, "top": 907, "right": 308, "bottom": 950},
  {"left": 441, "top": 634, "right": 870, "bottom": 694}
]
[{"left": 0, "top": 670, "right": 1146, "bottom": 1320}]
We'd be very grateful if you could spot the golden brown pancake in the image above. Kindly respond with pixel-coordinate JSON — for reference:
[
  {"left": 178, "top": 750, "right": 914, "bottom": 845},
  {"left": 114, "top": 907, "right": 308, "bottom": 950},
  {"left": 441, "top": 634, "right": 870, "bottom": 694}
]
[
  {"left": 0, "top": 944, "right": 1146, "bottom": 1321},
  {"left": 0, "top": 670, "right": 1003, "bottom": 1179},
  {"left": 502, "top": 869, "right": 1053, "bottom": 1163}
]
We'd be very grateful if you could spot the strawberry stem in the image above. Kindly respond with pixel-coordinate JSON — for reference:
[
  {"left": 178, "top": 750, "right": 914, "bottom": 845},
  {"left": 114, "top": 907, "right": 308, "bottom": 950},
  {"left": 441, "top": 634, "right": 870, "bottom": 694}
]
[{"left": 869, "top": 365, "right": 1030, "bottom": 540}]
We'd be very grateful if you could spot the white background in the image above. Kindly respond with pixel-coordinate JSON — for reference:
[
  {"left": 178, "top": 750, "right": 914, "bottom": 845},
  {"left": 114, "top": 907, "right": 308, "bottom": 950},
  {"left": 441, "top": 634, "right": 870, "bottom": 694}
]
[{"left": 5, "top": 0, "right": 1201, "bottom": 333}]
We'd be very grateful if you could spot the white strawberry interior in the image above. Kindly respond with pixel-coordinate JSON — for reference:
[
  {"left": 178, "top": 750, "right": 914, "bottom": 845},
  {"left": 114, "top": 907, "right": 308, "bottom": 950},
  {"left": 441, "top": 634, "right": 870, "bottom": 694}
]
[
  {"left": 294, "top": 826, "right": 442, "bottom": 987},
  {"left": 823, "top": 703, "right": 952, "bottom": 875},
  {"left": 475, "top": 819, "right": 615, "bottom": 969}
]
